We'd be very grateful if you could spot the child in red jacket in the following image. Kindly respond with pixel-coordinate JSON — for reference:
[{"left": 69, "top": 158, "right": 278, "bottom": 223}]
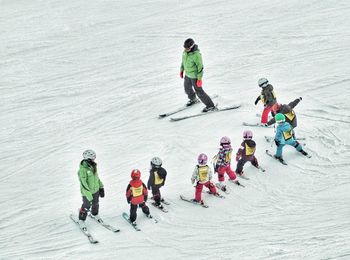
[{"left": 126, "top": 169, "right": 150, "bottom": 224}]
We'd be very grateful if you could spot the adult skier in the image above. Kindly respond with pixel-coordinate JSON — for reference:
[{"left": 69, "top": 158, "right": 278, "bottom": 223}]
[
  {"left": 254, "top": 78, "right": 277, "bottom": 124},
  {"left": 147, "top": 157, "right": 167, "bottom": 209},
  {"left": 77, "top": 149, "right": 104, "bottom": 227},
  {"left": 180, "top": 38, "right": 216, "bottom": 112}
]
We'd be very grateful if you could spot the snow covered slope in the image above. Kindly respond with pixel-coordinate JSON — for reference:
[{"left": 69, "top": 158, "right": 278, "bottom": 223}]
[{"left": 1, "top": 0, "right": 350, "bottom": 259}]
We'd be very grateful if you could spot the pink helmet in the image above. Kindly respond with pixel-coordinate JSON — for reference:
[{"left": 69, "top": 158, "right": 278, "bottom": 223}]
[
  {"left": 220, "top": 136, "right": 231, "bottom": 145},
  {"left": 243, "top": 130, "right": 253, "bottom": 140},
  {"left": 197, "top": 153, "right": 208, "bottom": 165}
]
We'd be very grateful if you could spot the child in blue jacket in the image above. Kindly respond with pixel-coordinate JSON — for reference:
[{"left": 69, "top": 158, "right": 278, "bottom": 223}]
[{"left": 274, "top": 113, "right": 308, "bottom": 163}]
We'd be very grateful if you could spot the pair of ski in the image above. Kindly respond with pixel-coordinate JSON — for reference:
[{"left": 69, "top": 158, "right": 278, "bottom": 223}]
[
  {"left": 236, "top": 165, "right": 266, "bottom": 180},
  {"left": 122, "top": 212, "right": 158, "bottom": 231},
  {"left": 70, "top": 213, "right": 120, "bottom": 244},
  {"left": 180, "top": 184, "right": 232, "bottom": 208},
  {"left": 265, "top": 149, "right": 311, "bottom": 165},
  {"left": 149, "top": 197, "right": 170, "bottom": 212},
  {"left": 158, "top": 95, "right": 241, "bottom": 122}
]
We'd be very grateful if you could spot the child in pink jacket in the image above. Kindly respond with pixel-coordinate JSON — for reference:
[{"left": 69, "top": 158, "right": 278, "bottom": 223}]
[{"left": 214, "top": 136, "right": 240, "bottom": 191}]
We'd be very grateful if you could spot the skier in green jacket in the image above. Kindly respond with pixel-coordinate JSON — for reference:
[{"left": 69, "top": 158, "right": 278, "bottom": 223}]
[
  {"left": 180, "top": 38, "right": 215, "bottom": 112},
  {"left": 77, "top": 150, "right": 104, "bottom": 226}
]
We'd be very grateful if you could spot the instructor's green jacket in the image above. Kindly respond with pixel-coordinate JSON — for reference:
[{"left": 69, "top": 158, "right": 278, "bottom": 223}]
[
  {"left": 78, "top": 160, "right": 103, "bottom": 201},
  {"left": 180, "top": 45, "right": 203, "bottom": 80}
]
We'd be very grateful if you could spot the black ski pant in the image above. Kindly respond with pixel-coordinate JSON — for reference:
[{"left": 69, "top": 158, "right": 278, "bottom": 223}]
[
  {"left": 79, "top": 192, "right": 99, "bottom": 220},
  {"left": 235, "top": 156, "right": 259, "bottom": 174},
  {"left": 151, "top": 186, "right": 162, "bottom": 205},
  {"left": 184, "top": 76, "right": 214, "bottom": 108},
  {"left": 130, "top": 202, "right": 150, "bottom": 223}
]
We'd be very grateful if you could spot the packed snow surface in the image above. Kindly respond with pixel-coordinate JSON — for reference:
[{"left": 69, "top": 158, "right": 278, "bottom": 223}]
[{"left": 1, "top": 0, "right": 350, "bottom": 259}]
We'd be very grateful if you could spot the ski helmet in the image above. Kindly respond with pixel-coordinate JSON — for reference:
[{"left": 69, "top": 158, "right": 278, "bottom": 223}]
[
  {"left": 131, "top": 169, "right": 141, "bottom": 180},
  {"left": 151, "top": 157, "right": 162, "bottom": 167},
  {"left": 258, "top": 78, "right": 269, "bottom": 88},
  {"left": 197, "top": 153, "right": 208, "bottom": 165},
  {"left": 220, "top": 136, "right": 231, "bottom": 145},
  {"left": 243, "top": 130, "right": 253, "bottom": 140},
  {"left": 271, "top": 103, "right": 281, "bottom": 113},
  {"left": 275, "top": 113, "right": 285, "bottom": 123},
  {"left": 83, "top": 149, "right": 96, "bottom": 160},
  {"left": 184, "top": 38, "right": 195, "bottom": 49}
]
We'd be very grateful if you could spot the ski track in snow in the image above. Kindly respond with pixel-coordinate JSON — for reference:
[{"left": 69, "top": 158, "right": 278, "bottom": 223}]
[{"left": 1, "top": 0, "right": 350, "bottom": 259}]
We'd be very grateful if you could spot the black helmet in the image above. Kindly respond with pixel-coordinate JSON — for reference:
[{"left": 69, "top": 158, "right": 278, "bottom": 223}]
[{"left": 184, "top": 38, "right": 195, "bottom": 49}]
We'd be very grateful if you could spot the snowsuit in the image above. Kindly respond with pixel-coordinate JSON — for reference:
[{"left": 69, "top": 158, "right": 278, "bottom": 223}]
[
  {"left": 215, "top": 144, "right": 237, "bottom": 182},
  {"left": 255, "top": 84, "right": 277, "bottom": 123},
  {"left": 267, "top": 98, "right": 301, "bottom": 128},
  {"left": 235, "top": 140, "right": 259, "bottom": 174},
  {"left": 180, "top": 44, "right": 214, "bottom": 108},
  {"left": 191, "top": 165, "right": 217, "bottom": 202},
  {"left": 147, "top": 166, "right": 167, "bottom": 205},
  {"left": 275, "top": 121, "right": 303, "bottom": 158},
  {"left": 126, "top": 179, "right": 150, "bottom": 223},
  {"left": 78, "top": 159, "right": 104, "bottom": 220}
]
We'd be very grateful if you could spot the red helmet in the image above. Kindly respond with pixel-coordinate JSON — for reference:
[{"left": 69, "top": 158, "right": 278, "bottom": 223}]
[
  {"left": 271, "top": 103, "right": 281, "bottom": 113},
  {"left": 131, "top": 169, "right": 141, "bottom": 180}
]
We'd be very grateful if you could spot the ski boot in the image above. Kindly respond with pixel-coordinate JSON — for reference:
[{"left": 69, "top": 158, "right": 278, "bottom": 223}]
[
  {"left": 300, "top": 150, "right": 308, "bottom": 156},
  {"left": 202, "top": 106, "right": 216, "bottom": 112},
  {"left": 186, "top": 98, "right": 199, "bottom": 107}
]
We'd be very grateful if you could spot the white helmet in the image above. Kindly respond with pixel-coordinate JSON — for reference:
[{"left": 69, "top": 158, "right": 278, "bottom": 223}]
[
  {"left": 258, "top": 78, "right": 269, "bottom": 88},
  {"left": 83, "top": 149, "right": 96, "bottom": 160},
  {"left": 151, "top": 157, "right": 162, "bottom": 167}
]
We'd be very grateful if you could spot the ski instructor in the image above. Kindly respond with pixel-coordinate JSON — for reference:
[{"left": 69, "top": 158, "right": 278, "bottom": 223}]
[
  {"left": 77, "top": 149, "right": 104, "bottom": 227},
  {"left": 180, "top": 38, "right": 216, "bottom": 112}
]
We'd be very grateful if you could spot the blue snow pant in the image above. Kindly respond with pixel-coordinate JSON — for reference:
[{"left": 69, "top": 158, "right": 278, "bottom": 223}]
[{"left": 275, "top": 139, "right": 302, "bottom": 158}]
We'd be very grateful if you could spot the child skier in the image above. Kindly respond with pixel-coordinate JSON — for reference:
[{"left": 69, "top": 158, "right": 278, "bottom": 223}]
[
  {"left": 274, "top": 113, "right": 309, "bottom": 163},
  {"left": 147, "top": 157, "right": 167, "bottom": 209},
  {"left": 126, "top": 169, "right": 151, "bottom": 224},
  {"left": 77, "top": 150, "right": 105, "bottom": 227},
  {"left": 266, "top": 97, "right": 302, "bottom": 132},
  {"left": 191, "top": 153, "right": 218, "bottom": 204},
  {"left": 235, "top": 130, "right": 260, "bottom": 176},
  {"left": 215, "top": 136, "right": 240, "bottom": 191},
  {"left": 254, "top": 78, "right": 277, "bottom": 124}
]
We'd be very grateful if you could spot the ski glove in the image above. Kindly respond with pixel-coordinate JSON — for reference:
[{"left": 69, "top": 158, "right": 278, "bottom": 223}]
[
  {"left": 180, "top": 71, "right": 184, "bottom": 78},
  {"left": 99, "top": 188, "right": 105, "bottom": 198},
  {"left": 196, "top": 80, "right": 202, "bottom": 87},
  {"left": 274, "top": 139, "right": 281, "bottom": 146},
  {"left": 254, "top": 96, "right": 261, "bottom": 105},
  {"left": 299, "top": 97, "right": 302, "bottom": 101}
]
